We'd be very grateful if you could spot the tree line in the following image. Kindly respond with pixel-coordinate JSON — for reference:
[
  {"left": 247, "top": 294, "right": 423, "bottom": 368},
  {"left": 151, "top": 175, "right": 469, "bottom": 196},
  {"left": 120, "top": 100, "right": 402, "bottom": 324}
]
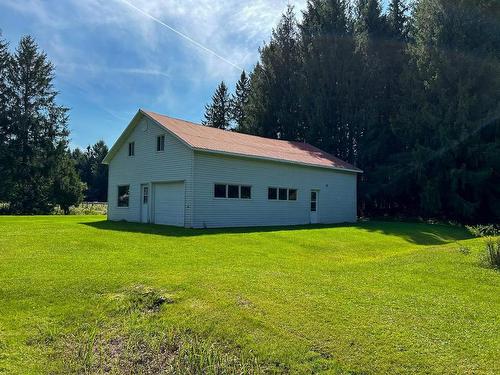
[
  {"left": 203, "top": 0, "right": 500, "bottom": 223},
  {"left": 0, "top": 35, "right": 108, "bottom": 214}
]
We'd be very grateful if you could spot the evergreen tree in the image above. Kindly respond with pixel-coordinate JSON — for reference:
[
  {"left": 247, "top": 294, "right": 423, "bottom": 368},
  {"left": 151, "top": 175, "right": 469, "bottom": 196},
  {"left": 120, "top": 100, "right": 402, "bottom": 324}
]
[
  {"left": 0, "top": 34, "right": 10, "bottom": 202},
  {"left": 244, "top": 5, "right": 302, "bottom": 140},
  {"left": 3, "top": 36, "right": 84, "bottom": 213},
  {"left": 386, "top": 0, "right": 408, "bottom": 39},
  {"left": 355, "top": 0, "right": 411, "bottom": 214},
  {"left": 72, "top": 140, "right": 109, "bottom": 201},
  {"left": 393, "top": 0, "right": 500, "bottom": 220},
  {"left": 299, "top": 0, "right": 361, "bottom": 161},
  {"left": 202, "top": 81, "right": 232, "bottom": 129},
  {"left": 52, "top": 152, "right": 85, "bottom": 214},
  {"left": 231, "top": 70, "right": 250, "bottom": 130}
]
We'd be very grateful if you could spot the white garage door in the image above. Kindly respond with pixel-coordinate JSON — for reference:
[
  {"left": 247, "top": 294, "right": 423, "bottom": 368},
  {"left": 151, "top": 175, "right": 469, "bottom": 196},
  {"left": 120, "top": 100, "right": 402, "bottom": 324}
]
[{"left": 153, "top": 182, "right": 185, "bottom": 226}]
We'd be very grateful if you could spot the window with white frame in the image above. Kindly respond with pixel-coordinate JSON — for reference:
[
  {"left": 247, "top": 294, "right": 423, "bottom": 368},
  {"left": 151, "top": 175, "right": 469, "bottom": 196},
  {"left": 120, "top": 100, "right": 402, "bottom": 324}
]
[
  {"left": 268, "top": 187, "right": 297, "bottom": 201},
  {"left": 214, "top": 184, "right": 251, "bottom": 199},
  {"left": 128, "top": 142, "right": 135, "bottom": 156},
  {"left": 117, "top": 185, "right": 130, "bottom": 207},
  {"left": 156, "top": 135, "right": 165, "bottom": 151}
]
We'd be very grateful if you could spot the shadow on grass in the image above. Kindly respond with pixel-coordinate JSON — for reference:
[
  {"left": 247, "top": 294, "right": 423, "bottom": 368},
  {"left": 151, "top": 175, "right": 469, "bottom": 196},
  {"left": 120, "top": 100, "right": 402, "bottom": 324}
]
[
  {"left": 356, "top": 220, "right": 471, "bottom": 245},
  {"left": 81, "top": 219, "right": 471, "bottom": 245}
]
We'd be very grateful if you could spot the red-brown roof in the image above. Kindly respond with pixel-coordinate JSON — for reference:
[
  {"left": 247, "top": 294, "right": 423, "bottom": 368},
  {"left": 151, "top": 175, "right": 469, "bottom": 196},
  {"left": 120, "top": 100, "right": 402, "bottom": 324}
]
[{"left": 142, "top": 109, "right": 361, "bottom": 173}]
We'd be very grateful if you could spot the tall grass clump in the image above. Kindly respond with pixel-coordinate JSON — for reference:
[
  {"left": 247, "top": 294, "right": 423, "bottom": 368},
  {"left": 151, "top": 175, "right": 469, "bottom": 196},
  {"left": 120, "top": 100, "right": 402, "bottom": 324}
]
[{"left": 484, "top": 238, "right": 500, "bottom": 269}]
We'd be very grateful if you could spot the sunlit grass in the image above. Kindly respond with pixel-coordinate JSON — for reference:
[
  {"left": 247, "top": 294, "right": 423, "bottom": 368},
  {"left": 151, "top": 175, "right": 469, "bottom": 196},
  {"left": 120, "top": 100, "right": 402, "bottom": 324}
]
[{"left": 0, "top": 216, "right": 498, "bottom": 374}]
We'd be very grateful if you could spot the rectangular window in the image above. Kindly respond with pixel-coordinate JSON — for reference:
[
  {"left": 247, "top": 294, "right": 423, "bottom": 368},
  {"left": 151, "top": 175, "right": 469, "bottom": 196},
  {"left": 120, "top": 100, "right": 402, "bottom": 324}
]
[
  {"left": 240, "top": 185, "right": 251, "bottom": 199},
  {"left": 214, "top": 184, "right": 251, "bottom": 199},
  {"left": 117, "top": 185, "right": 130, "bottom": 207},
  {"left": 128, "top": 142, "right": 135, "bottom": 156},
  {"left": 143, "top": 187, "right": 149, "bottom": 204},
  {"left": 214, "top": 184, "right": 227, "bottom": 198},
  {"left": 278, "top": 188, "right": 288, "bottom": 200},
  {"left": 268, "top": 187, "right": 277, "bottom": 200},
  {"left": 157, "top": 135, "right": 165, "bottom": 151},
  {"left": 269, "top": 187, "right": 298, "bottom": 201},
  {"left": 310, "top": 191, "right": 317, "bottom": 211},
  {"left": 228, "top": 184, "right": 239, "bottom": 198}
]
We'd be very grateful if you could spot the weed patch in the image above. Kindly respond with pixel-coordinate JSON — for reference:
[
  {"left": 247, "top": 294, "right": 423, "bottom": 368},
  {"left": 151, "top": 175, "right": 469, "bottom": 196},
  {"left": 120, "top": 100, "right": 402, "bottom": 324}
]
[
  {"left": 112, "top": 285, "right": 174, "bottom": 313},
  {"left": 55, "top": 325, "right": 271, "bottom": 374},
  {"left": 457, "top": 244, "right": 471, "bottom": 255}
]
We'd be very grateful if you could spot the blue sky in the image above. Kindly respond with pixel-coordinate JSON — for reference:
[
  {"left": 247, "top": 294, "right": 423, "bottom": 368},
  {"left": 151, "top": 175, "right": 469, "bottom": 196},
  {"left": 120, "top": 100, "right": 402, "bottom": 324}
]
[
  {"left": 0, "top": 0, "right": 387, "bottom": 149},
  {"left": 0, "top": 0, "right": 308, "bottom": 149}
]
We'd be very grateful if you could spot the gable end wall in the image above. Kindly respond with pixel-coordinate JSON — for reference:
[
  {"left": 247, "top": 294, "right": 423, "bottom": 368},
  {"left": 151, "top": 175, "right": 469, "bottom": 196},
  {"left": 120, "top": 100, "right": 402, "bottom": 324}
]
[{"left": 107, "top": 116, "right": 194, "bottom": 225}]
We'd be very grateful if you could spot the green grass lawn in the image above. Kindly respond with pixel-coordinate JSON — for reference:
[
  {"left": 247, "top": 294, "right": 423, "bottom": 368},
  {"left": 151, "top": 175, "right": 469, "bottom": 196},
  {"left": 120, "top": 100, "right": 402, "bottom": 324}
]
[{"left": 0, "top": 216, "right": 498, "bottom": 374}]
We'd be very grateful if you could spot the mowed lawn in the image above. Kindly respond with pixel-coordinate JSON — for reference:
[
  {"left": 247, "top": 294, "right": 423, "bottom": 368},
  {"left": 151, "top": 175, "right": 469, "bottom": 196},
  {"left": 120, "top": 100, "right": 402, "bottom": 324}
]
[{"left": 0, "top": 216, "right": 499, "bottom": 374}]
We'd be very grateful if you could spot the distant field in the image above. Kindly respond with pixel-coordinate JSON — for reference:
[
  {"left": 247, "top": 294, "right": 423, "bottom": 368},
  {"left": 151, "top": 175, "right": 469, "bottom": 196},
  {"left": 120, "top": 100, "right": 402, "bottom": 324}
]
[{"left": 0, "top": 216, "right": 498, "bottom": 374}]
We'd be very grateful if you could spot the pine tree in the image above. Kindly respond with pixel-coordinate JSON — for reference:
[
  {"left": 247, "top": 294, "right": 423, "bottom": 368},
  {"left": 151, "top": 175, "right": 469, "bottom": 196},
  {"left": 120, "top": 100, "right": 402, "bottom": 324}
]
[
  {"left": 394, "top": 0, "right": 500, "bottom": 220},
  {"left": 244, "top": 5, "right": 302, "bottom": 140},
  {"left": 387, "top": 0, "right": 408, "bottom": 39},
  {"left": 52, "top": 152, "right": 85, "bottom": 214},
  {"left": 202, "top": 81, "right": 232, "bottom": 129},
  {"left": 299, "top": 0, "right": 360, "bottom": 161},
  {"left": 0, "top": 34, "right": 10, "bottom": 202},
  {"left": 72, "top": 140, "right": 109, "bottom": 201},
  {"left": 4, "top": 36, "right": 84, "bottom": 213},
  {"left": 231, "top": 71, "right": 250, "bottom": 130},
  {"left": 356, "top": 0, "right": 411, "bottom": 214}
]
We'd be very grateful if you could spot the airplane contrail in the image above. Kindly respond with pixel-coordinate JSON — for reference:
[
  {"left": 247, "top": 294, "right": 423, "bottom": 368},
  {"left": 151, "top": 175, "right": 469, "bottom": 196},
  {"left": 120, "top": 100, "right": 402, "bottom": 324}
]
[{"left": 117, "top": 0, "right": 244, "bottom": 71}]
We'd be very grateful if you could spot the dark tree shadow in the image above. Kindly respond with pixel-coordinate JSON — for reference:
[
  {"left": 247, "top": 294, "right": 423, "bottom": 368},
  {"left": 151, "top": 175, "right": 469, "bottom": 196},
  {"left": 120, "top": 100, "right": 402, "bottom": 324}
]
[
  {"left": 351, "top": 220, "right": 471, "bottom": 245},
  {"left": 81, "top": 219, "right": 471, "bottom": 245}
]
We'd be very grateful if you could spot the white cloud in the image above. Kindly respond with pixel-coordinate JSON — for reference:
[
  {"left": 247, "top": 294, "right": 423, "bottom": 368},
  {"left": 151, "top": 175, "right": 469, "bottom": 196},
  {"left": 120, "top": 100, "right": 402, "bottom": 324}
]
[
  {"left": 3, "top": 0, "right": 308, "bottom": 76},
  {"left": 1, "top": 0, "right": 308, "bottom": 111}
]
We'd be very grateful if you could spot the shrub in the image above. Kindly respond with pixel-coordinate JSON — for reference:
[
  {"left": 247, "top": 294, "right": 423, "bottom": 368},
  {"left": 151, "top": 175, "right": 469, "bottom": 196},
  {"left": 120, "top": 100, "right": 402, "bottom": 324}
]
[
  {"left": 466, "top": 224, "right": 500, "bottom": 237},
  {"left": 53, "top": 202, "right": 107, "bottom": 215},
  {"left": 484, "top": 238, "right": 500, "bottom": 269}
]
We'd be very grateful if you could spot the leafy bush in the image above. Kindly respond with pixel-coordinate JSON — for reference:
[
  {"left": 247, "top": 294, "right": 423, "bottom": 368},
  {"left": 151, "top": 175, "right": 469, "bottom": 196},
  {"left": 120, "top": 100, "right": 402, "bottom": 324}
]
[
  {"left": 466, "top": 224, "right": 500, "bottom": 237},
  {"left": 484, "top": 238, "right": 500, "bottom": 269},
  {"left": 0, "top": 202, "right": 10, "bottom": 214},
  {"left": 53, "top": 202, "right": 107, "bottom": 215}
]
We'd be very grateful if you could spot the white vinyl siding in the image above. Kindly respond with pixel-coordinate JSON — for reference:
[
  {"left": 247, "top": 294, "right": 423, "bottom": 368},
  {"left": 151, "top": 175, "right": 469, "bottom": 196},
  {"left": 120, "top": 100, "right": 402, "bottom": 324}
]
[
  {"left": 107, "top": 117, "right": 193, "bottom": 226},
  {"left": 106, "top": 113, "right": 357, "bottom": 228},
  {"left": 192, "top": 151, "right": 357, "bottom": 228}
]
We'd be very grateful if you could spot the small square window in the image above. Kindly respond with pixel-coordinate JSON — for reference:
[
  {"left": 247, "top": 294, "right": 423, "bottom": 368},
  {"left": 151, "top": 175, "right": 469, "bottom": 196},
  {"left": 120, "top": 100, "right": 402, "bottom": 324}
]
[
  {"left": 128, "top": 142, "right": 135, "bottom": 156},
  {"left": 288, "top": 189, "right": 297, "bottom": 201},
  {"left": 214, "top": 184, "right": 226, "bottom": 198},
  {"left": 157, "top": 135, "right": 165, "bottom": 151},
  {"left": 118, "top": 185, "right": 129, "bottom": 207},
  {"left": 279, "top": 188, "right": 288, "bottom": 200},
  {"left": 241, "top": 186, "right": 251, "bottom": 199},
  {"left": 228, "top": 185, "right": 239, "bottom": 198},
  {"left": 268, "top": 187, "right": 277, "bottom": 200}
]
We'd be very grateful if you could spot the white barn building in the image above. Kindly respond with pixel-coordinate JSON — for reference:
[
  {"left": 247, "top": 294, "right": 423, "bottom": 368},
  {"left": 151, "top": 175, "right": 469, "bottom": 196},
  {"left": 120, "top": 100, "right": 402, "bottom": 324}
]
[{"left": 102, "top": 109, "right": 362, "bottom": 228}]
